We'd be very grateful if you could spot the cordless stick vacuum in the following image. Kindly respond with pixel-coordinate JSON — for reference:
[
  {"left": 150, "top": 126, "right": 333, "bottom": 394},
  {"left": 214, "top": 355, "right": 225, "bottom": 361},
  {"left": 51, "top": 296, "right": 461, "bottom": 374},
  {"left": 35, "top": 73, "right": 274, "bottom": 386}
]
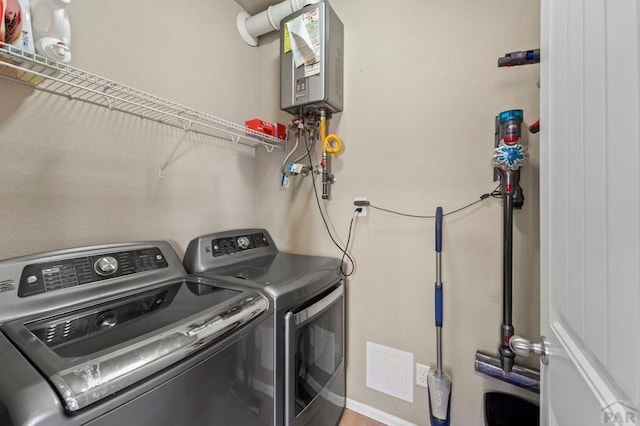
[
  {"left": 428, "top": 207, "right": 452, "bottom": 426},
  {"left": 474, "top": 110, "right": 541, "bottom": 393},
  {"left": 494, "top": 110, "right": 527, "bottom": 373}
]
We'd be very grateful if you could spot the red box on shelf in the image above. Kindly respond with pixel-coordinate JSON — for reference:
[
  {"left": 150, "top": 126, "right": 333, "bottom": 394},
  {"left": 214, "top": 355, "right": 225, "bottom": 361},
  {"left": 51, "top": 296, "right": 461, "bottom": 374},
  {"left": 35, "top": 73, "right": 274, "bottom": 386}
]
[{"left": 245, "top": 119, "right": 286, "bottom": 141}]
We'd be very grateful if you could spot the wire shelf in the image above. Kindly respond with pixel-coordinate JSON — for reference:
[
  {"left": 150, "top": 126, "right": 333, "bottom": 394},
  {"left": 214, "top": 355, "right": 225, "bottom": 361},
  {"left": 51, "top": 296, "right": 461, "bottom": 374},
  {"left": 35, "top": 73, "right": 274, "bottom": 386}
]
[{"left": 0, "top": 42, "right": 285, "bottom": 151}]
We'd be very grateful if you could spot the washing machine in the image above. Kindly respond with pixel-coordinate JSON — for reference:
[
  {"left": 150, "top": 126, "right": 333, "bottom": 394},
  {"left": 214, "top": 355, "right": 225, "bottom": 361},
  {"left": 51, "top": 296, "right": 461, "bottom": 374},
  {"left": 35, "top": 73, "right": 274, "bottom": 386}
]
[
  {"left": 0, "top": 241, "right": 274, "bottom": 426},
  {"left": 183, "top": 229, "right": 345, "bottom": 426}
]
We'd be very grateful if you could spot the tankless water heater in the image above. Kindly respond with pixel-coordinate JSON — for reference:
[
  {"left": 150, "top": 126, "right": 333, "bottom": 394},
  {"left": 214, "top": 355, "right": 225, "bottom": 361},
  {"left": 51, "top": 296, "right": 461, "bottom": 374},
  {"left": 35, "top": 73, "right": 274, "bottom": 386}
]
[{"left": 280, "top": 1, "right": 344, "bottom": 116}]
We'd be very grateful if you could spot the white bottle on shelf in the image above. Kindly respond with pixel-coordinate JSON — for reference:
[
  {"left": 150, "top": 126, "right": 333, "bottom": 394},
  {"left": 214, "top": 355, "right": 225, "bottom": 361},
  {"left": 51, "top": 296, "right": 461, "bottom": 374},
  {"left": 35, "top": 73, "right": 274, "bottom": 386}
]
[
  {"left": 30, "top": 0, "right": 71, "bottom": 63},
  {"left": 1, "top": 0, "right": 6, "bottom": 44}
]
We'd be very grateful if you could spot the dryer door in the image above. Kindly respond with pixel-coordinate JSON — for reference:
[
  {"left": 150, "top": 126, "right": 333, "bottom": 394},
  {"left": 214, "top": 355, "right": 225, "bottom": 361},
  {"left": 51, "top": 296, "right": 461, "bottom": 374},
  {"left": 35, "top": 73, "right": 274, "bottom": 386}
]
[{"left": 284, "top": 281, "right": 345, "bottom": 426}]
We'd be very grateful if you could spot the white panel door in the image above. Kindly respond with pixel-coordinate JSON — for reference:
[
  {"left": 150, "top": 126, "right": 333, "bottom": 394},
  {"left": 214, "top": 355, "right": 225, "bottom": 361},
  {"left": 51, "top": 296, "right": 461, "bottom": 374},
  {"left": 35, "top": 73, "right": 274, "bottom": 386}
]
[{"left": 540, "top": 0, "right": 640, "bottom": 425}]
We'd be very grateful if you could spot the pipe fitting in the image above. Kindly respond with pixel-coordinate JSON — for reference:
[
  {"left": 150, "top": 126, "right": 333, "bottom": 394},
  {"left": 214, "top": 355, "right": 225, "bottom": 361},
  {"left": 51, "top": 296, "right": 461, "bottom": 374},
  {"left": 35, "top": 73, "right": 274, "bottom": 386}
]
[{"left": 236, "top": 0, "right": 322, "bottom": 46}]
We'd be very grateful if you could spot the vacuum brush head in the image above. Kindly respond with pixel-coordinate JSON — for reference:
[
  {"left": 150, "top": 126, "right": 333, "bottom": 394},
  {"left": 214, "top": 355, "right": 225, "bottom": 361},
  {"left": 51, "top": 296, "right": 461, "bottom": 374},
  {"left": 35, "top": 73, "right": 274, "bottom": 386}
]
[{"left": 474, "top": 351, "right": 540, "bottom": 394}]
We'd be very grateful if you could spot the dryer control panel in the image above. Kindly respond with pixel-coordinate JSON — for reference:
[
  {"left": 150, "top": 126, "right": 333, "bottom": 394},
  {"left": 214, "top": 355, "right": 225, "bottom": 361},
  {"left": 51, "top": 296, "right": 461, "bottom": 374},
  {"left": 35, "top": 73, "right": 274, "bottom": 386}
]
[
  {"left": 18, "top": 248, "right": 168, "bottom": 297},
  {"left": 210, "top": 232, "right": 270, "bottom": 257},
  {"left": 183, "top": 228, "right": 279, "bottom": 273}
]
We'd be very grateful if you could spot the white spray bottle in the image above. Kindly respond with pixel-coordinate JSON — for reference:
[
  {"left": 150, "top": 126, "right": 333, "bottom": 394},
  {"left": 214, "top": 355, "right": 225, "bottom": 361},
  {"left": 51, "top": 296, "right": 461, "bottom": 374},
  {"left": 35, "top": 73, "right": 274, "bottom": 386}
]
[
  {"left": 1, "top": 0, "right": 6, "bottom": 44},
  {"left": 31, "top": 0, "right": 71, "bottom": 63}
]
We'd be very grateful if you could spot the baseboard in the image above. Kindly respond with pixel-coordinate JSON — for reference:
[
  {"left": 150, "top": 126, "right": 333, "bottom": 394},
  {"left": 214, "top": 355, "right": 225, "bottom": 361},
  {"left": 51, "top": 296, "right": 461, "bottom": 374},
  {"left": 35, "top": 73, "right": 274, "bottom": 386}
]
[{"left": 345, "top": 398, "right": 418, "bottom": 426}]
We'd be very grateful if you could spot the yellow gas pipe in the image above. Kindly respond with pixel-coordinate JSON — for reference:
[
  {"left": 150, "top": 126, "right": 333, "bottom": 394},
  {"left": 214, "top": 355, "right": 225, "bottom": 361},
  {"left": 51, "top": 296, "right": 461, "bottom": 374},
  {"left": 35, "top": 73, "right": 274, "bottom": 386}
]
[
  {"left": 320, "top": 110, "right": 343, "bottom": 155},
  {"left": 319, "top": 109, "right": 343, "bottom": 199}
]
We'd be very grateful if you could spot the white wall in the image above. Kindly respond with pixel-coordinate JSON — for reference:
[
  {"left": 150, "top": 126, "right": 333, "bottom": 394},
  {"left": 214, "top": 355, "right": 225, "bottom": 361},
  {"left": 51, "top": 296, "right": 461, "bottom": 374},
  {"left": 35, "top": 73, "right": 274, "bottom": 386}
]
[
  {"left": 255, "top": 1, "right": 541, "bottom": 424},
  {"left": 0, "top": 0, "right": 261, "bottom": 260}
]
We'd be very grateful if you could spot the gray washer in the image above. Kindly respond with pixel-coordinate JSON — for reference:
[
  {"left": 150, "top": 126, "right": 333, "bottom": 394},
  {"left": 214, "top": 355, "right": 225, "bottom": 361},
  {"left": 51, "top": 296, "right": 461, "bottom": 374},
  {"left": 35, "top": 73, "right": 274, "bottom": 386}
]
[{"left": 0, "top": 242, "right": 273, "bottom": 426}]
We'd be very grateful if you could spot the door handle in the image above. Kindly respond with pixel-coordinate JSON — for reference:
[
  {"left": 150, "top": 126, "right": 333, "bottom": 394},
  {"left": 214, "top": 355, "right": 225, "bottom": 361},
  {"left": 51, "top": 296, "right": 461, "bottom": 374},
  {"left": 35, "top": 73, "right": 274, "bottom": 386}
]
[{"left": 509, "top": 335, "right": 549, "bottom": 365}]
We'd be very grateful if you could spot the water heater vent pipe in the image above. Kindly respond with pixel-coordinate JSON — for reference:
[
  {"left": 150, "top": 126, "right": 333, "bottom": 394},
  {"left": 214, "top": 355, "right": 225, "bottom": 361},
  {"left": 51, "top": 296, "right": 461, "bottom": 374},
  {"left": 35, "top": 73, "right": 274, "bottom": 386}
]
[{"left": 237, "top": 0, "right": 321, "bottom": 46}]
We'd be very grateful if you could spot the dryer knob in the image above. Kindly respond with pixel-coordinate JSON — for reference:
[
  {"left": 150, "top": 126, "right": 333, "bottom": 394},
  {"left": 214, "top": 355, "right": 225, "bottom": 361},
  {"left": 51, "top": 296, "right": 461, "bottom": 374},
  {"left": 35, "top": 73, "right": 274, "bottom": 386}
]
[
  {"left": 237, "top": 236, "right": 251, "bottom": 250},
  {"left": 95, "top": 256, "right": 118, "bottom": 276}
]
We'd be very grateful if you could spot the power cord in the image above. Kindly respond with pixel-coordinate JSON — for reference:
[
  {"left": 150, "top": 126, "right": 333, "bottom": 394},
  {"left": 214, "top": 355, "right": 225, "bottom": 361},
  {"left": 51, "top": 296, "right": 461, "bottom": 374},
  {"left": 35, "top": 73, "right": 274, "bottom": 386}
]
[
  {"left": 339, "top": 210, "right": 359, "bottom": 277},
  {"left": 300, "top": 114, "right": 501, "bottom": 274},
  {"left": 304, "top": 130, "right": 357, "bottom": 277},
  {"left": 366, "top": 184, "right": 501, "bottom": 218}
]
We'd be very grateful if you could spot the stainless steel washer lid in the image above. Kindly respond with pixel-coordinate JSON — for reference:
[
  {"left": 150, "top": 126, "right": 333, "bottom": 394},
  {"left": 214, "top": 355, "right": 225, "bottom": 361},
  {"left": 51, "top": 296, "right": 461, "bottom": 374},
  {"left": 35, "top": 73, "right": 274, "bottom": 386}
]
[{"left": 1, "top": 278, "right": 269, "bottom": 412}]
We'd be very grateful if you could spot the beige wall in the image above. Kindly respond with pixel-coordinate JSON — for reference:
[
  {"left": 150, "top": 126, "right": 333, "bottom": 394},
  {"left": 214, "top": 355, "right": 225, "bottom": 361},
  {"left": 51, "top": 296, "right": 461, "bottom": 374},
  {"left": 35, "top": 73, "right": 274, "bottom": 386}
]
[
  {"left": 0, "top": 0, "right": 261, "bottom": 260},
  {"left": 1, "top": 1, "right": 540, "bottom": 424},
  {"left": 255, "top": 1, "right": 541, "bottom": 425}
]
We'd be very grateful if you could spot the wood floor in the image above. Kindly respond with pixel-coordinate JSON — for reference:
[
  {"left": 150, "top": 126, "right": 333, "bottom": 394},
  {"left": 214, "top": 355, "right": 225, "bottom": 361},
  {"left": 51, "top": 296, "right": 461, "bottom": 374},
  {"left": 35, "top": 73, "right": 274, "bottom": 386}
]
[{"left": 339, "top": 409, "right": 385, "bottom": 426}]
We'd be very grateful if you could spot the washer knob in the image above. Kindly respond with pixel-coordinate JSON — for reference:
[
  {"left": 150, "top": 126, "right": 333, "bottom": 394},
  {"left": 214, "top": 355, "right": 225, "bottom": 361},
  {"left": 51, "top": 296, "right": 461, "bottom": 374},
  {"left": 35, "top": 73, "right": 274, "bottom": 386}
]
[
  {"left": 237, "top": 236, "right": 251, "bottom": 250},
  {"left": 95, "top": 256, "right": 118, "bottom": 276}
]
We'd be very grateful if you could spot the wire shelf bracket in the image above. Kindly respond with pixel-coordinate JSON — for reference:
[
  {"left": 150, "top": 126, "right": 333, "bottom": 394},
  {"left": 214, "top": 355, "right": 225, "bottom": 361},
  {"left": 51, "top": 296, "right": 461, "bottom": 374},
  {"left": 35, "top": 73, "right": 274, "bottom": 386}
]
[{"left": 159, "top": 121, "right": 193, "bottom": 178}]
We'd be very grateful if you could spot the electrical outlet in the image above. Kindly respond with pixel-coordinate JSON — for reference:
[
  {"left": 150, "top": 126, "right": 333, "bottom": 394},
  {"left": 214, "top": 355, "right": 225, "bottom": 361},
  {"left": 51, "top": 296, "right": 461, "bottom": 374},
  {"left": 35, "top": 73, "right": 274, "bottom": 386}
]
[
  {"left": 416, "top": 363, "right": 431, "bottom": 388},
  {"left": 354, "top": 197, "right": 367, "bottom": 216}
]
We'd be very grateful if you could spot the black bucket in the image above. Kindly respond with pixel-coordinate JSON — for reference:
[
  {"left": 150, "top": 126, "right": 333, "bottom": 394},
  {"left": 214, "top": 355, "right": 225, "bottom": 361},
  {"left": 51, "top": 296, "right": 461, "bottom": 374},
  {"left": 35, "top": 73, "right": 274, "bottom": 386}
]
[{"left": 484, "top": 392, "right": 539, "bottom": 426}]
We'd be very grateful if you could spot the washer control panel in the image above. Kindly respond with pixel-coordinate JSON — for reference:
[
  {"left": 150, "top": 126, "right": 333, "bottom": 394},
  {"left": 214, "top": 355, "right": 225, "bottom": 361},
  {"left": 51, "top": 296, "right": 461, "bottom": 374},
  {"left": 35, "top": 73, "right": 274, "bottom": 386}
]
[
  {"left": 210, "top": 232, "right": 270, "bottom": 257},
  {"left": 18, "top": 248, "right": 169, "bottom": 298}
]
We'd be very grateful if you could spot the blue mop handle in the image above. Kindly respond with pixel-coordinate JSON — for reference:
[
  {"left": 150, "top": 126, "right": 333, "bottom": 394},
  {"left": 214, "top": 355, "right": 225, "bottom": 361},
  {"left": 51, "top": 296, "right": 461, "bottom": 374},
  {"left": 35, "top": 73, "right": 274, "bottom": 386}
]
[
  {"left": 431, "top": 207, "right": 451, "bottom": 426},
  {"left": 435, "top": 207, "right": 443, "bottom": 328},
  {"left": 435, "top": 207, "right": 443, "bottom": 253},
  {"left": 435, "top": 286, "right": 443, "bottom": 327}
]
